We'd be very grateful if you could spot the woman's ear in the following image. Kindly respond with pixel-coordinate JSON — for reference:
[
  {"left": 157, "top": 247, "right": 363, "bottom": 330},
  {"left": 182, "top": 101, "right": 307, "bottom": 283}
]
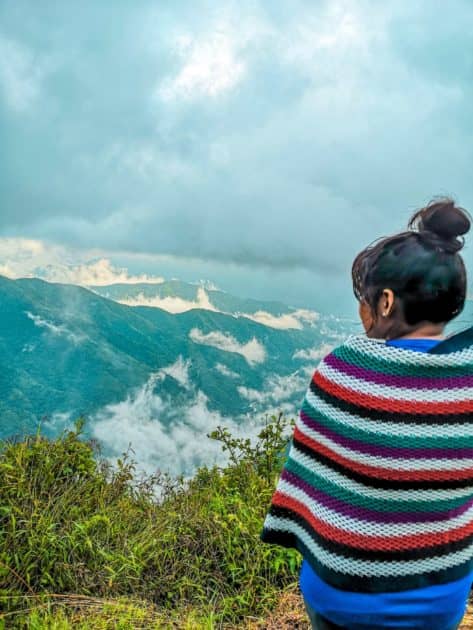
[{"left": 381, "top": 289, "right": 395, "bottom": 317}]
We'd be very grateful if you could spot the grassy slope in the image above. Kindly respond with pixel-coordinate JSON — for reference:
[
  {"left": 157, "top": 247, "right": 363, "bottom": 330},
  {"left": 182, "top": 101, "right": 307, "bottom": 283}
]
[{"left": 0, "top": 416, "right": 299, "bottom": 629}]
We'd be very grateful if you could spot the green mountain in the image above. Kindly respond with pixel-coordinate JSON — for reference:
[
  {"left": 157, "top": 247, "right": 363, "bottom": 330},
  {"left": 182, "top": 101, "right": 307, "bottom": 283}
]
[{"left": 0, "top": 275, "right": 354, "bottom": 471}]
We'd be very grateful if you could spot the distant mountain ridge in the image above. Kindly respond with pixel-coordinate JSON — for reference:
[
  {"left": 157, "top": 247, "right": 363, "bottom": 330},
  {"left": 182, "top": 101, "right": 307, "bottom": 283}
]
[
  {"left": 89, "top": 280, "right": 290, "bottom": 314},
  {"left": 87, "top": 280, "right": 322, "bottom": 330}
]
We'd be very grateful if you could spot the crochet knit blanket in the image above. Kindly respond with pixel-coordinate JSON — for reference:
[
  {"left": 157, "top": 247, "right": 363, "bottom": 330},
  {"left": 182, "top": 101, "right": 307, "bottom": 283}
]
[{"left": 261, "top": 333, "right": 473, "bottom": 592}]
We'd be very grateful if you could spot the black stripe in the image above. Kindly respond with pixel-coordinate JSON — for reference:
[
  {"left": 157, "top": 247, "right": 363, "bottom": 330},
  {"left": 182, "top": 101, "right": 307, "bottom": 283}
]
[
  {"left": 267, "top": 504, "right": 473, "bottom": 562},
  {"left": 310, "top": 379, "right": 473, "bottom": 425},
  {"left": 261, "top": 527, "right": 473, "bottom": 593},
  {"left": 293, "top": 436, "right": 473, "bottom": 490}
]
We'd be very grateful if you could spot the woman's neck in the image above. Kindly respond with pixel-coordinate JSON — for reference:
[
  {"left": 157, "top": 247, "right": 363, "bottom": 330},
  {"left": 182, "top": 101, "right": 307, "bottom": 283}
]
[{"left": 395, "top": 322, "right": 445, "bottom": 340}]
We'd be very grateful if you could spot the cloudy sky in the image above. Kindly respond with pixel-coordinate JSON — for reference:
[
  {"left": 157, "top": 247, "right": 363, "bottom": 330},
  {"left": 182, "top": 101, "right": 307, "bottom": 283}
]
[{"left": 1, "top": 0, "right": 473, "bottom": 317}]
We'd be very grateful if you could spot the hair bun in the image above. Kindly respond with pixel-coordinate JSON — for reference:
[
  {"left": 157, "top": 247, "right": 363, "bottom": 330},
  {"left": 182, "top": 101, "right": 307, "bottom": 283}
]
[{"left": 408, "top": 197, "right": 471, "bottom": 253}]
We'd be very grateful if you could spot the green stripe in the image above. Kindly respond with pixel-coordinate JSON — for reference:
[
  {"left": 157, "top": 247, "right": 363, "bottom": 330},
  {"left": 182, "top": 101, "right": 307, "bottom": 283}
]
[
  {"left": 301, "top": 398, "right": 473, "bottom": 449},
  {"left": 332, "top": 345, "right": 473, "bottom": 377},
  {"left": 286, "top": 456, "right": 472, "bottom": 513}
]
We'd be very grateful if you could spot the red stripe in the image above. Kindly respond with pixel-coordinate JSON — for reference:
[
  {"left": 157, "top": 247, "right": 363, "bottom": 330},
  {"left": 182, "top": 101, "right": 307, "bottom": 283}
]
[
  {"left": 314, "top": 371, "right": 473, "bottom": 414},
  {"left": 295, "top": 425, "right": 473, "bottom": 482},
  {"left": 272, "top": 491, "right": 473, "bottom": 551}
]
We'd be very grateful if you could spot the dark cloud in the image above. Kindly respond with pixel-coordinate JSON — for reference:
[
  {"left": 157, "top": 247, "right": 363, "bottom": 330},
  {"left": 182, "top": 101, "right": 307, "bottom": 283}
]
[{"left": 1, "top": 0, "right": 473, "bottom": 288}]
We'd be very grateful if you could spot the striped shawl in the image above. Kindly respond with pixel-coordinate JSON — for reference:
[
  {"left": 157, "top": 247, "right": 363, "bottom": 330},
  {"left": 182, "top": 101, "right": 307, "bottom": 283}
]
[{"left": 261, "top": 332, "right": 473, "bottom": 592}]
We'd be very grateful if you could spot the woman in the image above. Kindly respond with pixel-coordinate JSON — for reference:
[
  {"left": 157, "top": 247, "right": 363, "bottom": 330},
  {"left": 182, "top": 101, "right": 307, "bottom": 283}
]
[{"left": 261, "top": 198, "right": 473, "bottom": 629}]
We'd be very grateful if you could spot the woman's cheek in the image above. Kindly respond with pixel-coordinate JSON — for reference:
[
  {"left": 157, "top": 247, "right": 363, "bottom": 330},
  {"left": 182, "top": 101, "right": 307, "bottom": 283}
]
[{"left": 359, "top": 302, "right": 372, "bottom": 332}]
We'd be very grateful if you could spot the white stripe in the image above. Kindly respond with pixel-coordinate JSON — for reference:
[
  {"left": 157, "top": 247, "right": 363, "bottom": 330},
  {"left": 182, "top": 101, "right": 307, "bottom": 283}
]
[
  {"left": 264, "top": 514, "right": 473, "bottom": 577},
  {"left": 317, "top": 361, "right": 473, "bottom": 403},
  {"left": 297, "top": 415, "right": 473, "bottom": 471},
  {"left": 290, "top": 445, "right": 473, "bottom": 502},
  {"left": 277, "top": 478, "right": 473, "bottom": 536},
  {"left": 305, "top": 388, "right": 473, "bottom": 438},
  {"left": 344, "top": 334, "right": 473, "bottom": 367}
]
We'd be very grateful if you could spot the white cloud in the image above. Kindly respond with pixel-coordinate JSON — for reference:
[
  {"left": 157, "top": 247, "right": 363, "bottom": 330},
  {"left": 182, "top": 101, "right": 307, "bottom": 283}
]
[
  {"left": 294, "top": 309, "right": 320, "bottom": 326},
  {"left": 318, "top": 321, "right": 355, "bottom": 342},
  {"left": 118, "top": 286, "right": 218, "bottom": 314},
  {"left": 89, "top": 372, "right": 271, "bottom": 476},
  {"left": 241, "top": 308, "right": 319, "bottom": 330},
  {"left": 0, "top": 263, "right": 16, "bottom": 277},
  {"left": 117, "top": 284, "right": 320, "bottom": 328},
  {"left": 0, "top": 237, "right": 50, "bottom": 278},
  {"left": 43, "top": 410, "right": 73, "bottom": 433},
  {"left": 215, "top": 362, "right": 239, "bottom": 379},
  {"left": 198, "top": 278, "right": 220, "bottom": 291},
  {"left": 48, "top": 358, "right": 301, "bottom": 476},
  {"left": 25, "top": 310, "right": 86, "bottom": 344},
  {"left": 189, "top": 327, "right": 266, "bottom": 365},
  {"left": 158, "top": 356, "right": 191, "bottom": 388},
  {"left": 0, "top": 238, "right": 164, "bottom": 285},
  {"left": 238, "top": 369, "right": 310, "bottom": 412},
  {"left": 283, "top": 6, "right": 366, "bottom": 72},
  {"left": 158, "top": 27, "right": 246, "bottom": 101},
  {"left": 237, "top": 386, "right": 266, "bottom": 404},
  {"left": 293, "top": 341, "right": 334, "bottom": 361},
  {"left": 0, "top": 35, "right": 46, "bottom": 112},
  {"left": 2, "top": 237, "right": 45, "bottom": 256},
  {"left": 44, "top": 258, "right": 165, "bottom": 286}
]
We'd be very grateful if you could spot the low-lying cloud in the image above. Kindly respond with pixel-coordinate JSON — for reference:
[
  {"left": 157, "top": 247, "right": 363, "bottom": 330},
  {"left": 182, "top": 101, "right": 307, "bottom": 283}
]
[
  {"left": 215, "top": 362, "right": 239, "bottom": 379},
  {"left": 118, "top": 286, "right": 218, "bottom": 314},
  {"left": 293, "top": 342, "right": 334, "bottom": 361},
  {"left": 238, "top": 366, "right": 313, "bottom": 415},
  {"left": 89, "top": 372, "right": 285, "bottom": 476},
  {"left": 42, "top": 355, "right": 305, "bottom": 475},
  {"left": 158, "top": 356, "right": 192, "bottom": 388},
  {"left": 25, "top": 310, "right": 86, "bottom": 344},
  {"left": 241, "top": 308, "right": 319, "bottom": 330},
  {"left": 189, "top": 327, "right": 266, "bottom": 365}
]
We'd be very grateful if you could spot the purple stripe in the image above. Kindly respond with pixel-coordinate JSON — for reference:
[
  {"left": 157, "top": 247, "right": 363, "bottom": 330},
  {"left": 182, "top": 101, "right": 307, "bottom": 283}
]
[
  {"left": 300, "top": 410, "right": 473, "bottom": 460},
  {"left": 325, "top": 352, "right": 473, "bottom": 390},
  {"left": 281, "top": 468, "right": 473, "bottom": 524}
]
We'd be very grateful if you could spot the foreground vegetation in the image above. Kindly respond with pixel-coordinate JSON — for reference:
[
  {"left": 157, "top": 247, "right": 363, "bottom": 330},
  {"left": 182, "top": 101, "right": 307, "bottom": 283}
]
[{"left": 0, "top": 415, "right": 300, "bottom": 628}]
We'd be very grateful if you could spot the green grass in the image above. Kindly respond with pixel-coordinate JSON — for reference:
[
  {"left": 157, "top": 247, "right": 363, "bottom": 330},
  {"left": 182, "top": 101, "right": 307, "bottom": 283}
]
[{"left": 0, "top": 415, "right": 299, "bottom": 628}]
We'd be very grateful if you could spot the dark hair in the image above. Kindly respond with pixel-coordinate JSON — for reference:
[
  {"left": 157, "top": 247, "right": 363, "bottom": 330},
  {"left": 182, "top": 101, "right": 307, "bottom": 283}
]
[{"left": 352, "top": 197, "right": 471, "bottom": 339}]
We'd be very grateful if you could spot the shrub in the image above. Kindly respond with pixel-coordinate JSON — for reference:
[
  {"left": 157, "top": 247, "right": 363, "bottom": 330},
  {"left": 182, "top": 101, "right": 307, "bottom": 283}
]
[{"left": 0, "top": 413, "right": 299, "bottom": 627}]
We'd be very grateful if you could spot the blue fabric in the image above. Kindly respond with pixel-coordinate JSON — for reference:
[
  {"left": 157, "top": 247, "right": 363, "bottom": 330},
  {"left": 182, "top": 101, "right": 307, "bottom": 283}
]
[
  {"left": 385, "top": 337, "right": 446, "bottom": 351},
  {"left": 299, "top": 336, "right": 473, "bottom": 629},
  {"left": 300, "top": 561, "right": 470, "bottom": 629}
]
